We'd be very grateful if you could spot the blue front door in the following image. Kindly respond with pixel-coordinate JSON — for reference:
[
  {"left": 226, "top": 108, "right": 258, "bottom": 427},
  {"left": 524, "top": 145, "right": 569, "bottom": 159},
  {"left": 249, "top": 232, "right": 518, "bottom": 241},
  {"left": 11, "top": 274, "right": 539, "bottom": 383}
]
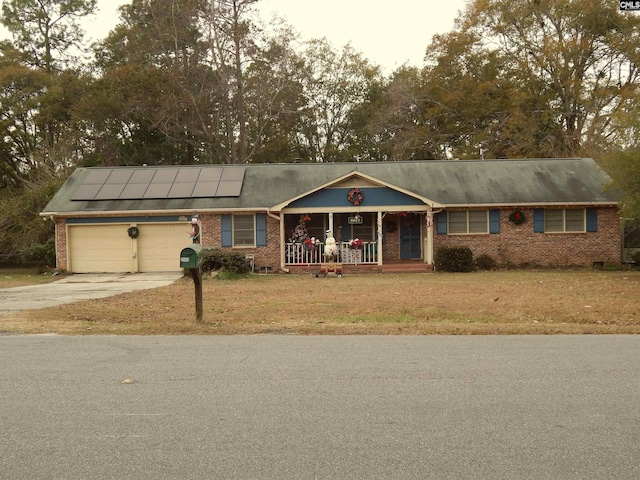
[{"left": 399, "top": 215, "right": 421, "bottom": 259}]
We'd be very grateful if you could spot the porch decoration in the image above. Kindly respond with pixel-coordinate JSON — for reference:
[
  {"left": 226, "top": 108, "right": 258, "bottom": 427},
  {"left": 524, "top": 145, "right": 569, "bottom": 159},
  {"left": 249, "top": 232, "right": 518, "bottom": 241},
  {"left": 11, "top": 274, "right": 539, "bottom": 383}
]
[
  {"left": 347, "top": 188, "right": 364, "bottom": 206},
  {"left": 349, "top": 238, "right": 363, "bottom": 249},
  {"left": 303, "top": 237, "right": 318, "bottom": 251},
  {"left": 127, "top": 226, "right": 139, "bottom": 239},
  {"left": 289, "top": 220, "right": 309, "bottom": 244},
  {"left": 509, "top": 210, "right": 526, "bottom": 225},
  {"left": 324, "top": 230, "right": 339, "bottom": 259}
]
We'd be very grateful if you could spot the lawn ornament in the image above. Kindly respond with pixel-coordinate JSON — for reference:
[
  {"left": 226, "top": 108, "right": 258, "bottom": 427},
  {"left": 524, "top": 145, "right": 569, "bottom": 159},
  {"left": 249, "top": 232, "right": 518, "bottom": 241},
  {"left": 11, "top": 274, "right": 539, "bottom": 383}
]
[
  {"left": 317, "top": 230, "right": 343, "bottom": 278},
  {"left": 324, "top": 230, "right": 339, "bottom": 260}
]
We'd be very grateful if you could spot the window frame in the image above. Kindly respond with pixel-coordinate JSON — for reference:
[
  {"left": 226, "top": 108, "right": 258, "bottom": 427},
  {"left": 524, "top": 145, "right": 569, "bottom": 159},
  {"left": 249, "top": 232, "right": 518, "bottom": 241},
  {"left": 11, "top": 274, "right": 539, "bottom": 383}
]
[
  {"left": 447, "top": 210, "right": 489, "bottom": 235},
  {"left": 232, "top": 214, "right": 256, "bottom": 247},
  {"left": 543, "top": 208, "right": 586, "bottom": 233}
]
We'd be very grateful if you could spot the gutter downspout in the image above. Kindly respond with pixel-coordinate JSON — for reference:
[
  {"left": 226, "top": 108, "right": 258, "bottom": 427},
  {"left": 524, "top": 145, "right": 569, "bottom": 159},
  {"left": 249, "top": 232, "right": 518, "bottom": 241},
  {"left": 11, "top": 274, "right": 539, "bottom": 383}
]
[{"left": 267, "top": 210, "right": 289, "bottom": 273}]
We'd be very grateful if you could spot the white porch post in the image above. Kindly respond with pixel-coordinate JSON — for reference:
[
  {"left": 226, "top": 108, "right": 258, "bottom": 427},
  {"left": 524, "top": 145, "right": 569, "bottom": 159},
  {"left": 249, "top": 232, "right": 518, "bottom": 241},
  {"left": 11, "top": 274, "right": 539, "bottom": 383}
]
[
  {"left": 426, "top": 209, "right": 434, "bottom": 265},
  {"left": 328, "top": 212, "right": 334, "bottom": 236},
  {"left": 279, "top": 213, "right": 287, "bottom": 270},
  {"left": 377, "top": 211, "right": 383, "bottom": 265}
]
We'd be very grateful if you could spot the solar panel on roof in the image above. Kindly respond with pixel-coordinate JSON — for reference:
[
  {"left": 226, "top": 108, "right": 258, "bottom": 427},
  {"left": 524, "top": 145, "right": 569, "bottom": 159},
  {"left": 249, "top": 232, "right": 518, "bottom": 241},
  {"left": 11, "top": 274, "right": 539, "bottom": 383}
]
[
  {"left": 192, "top": 182, "right": 219, "bottom": 198},
  {"left": 175, "top": 168, "right": 201, "bottom": 182},
  {"left": 130, "top": 169, "right": 155, "bottom": 183},
  {"left": 216, "top": 181, "right": 243, "bottom": 197},
  {"left": 120, "top": 183, "right": 149, "bottom": 199},
  {"left": 105, "top": 170, "right": 133, "bottom": 184},
  {"left": 143, "top": 183, "right": 172, "bottom": 198},
  {"left": 71, "top": 166, "right": 245, "bottom": 201},
  {"left": 95, "top": 184, "right": 126, "bottom": 200},
  {"left": 83, "top": 170, "right": 112, "bottom": 184},
  {"left": 151, "top": 168, "right": 179, "bottom": 183},
  {"left": 72, "top": 184, "right": 102, "bottom": 200},
  {"left": 198, "top": 168, "right": 223, "bottom": 182},
  {"left": 168, "top": 182, "right": 196, "bottom": 198},
  {"left": 221, "top": 168, "right": 245, "bottom": 181}
]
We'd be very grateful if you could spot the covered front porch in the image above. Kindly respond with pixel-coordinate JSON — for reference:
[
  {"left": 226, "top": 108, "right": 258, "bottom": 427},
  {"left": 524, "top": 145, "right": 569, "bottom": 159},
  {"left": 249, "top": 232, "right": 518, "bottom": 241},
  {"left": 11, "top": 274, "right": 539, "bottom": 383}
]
[
  {"left": 285, "top": 239, "right": 379, "bottom": 265},
  {"left": 280, "top": 211, "right": 435, "bottom": 268}
]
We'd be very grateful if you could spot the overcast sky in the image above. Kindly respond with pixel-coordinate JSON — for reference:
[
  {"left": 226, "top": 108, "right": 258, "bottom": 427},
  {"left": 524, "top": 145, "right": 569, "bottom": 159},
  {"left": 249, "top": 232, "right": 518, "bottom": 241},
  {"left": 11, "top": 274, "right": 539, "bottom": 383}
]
[
  {"left": 255, "top": 0, "right": 468, "bottom": 71},
  {"left": 2, "top": 0, "right": 469, "bottom": 72}
]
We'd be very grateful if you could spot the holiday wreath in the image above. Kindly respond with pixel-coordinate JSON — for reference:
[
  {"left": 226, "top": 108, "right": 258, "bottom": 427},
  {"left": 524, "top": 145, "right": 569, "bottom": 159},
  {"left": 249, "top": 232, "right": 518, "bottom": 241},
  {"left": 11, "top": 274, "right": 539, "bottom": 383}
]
[
  {"left": 127, "top": 226, "right": 140, "bottom": 238},
  {"left": 509, "top": 210, "right": 526, "bottom": 225},
  {"left": 347, "top": 188, "right": 364, "bottom": 206}
]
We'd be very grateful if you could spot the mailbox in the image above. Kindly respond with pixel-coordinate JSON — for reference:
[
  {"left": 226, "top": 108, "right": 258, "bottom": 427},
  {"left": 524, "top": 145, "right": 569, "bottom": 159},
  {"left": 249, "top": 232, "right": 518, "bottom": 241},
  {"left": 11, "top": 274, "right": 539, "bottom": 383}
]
[{"left": 180, "top": 245, "right": 205, "bottom": 269}]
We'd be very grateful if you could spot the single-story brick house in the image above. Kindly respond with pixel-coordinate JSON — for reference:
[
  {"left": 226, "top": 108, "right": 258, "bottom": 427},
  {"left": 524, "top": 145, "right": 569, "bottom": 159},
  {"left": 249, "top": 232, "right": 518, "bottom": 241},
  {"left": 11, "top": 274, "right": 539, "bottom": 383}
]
[{"left": 41, "top": 158, "right": 620, "bottom": 273}]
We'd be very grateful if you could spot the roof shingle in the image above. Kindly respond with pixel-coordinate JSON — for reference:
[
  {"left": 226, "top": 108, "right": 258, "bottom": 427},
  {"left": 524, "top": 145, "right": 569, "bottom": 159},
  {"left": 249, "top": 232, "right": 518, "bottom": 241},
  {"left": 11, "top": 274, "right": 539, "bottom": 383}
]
[{"left": 42, "top": 158, "right": 616, "bottom": 215}]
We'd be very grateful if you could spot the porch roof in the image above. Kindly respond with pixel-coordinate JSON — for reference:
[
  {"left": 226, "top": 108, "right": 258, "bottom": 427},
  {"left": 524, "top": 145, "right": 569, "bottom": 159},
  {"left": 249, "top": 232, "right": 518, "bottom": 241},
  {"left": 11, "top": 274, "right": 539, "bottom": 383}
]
[{"left": 42, "top": 158, "right": 616, "bottom": 216}]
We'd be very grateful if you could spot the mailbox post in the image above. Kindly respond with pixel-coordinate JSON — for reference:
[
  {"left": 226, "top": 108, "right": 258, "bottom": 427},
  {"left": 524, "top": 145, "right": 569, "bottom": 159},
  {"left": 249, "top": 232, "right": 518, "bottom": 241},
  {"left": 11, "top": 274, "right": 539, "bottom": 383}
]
[{"left": 180, "top": 245, "right": 205, "bottom": 322}]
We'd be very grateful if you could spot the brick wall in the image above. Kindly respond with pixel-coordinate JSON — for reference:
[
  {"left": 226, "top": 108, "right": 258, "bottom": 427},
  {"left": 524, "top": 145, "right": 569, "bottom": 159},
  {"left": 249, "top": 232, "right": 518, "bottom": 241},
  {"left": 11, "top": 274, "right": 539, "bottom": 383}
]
[
  {"left": 199, "top": 213, "right": 282, "bottom": 272},
  {"left": 54, "top": 207, "right": 621, "bottom": 272},
  {"left": 434, "top": 207, "right": 621, "bottom": 267},
  {"left": 55, "top": 218, "right": 68, "bottom": 270},
  {"left": 382, "top": 216, "right": 402, "bottom": 262}
]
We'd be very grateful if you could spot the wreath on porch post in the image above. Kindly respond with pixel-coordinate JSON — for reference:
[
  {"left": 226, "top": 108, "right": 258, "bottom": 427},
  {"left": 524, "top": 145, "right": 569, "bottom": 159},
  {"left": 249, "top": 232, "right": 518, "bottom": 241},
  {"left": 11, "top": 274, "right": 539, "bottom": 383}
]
[{"left": 347, "top": 188, "right": 364, "bottom": 206}]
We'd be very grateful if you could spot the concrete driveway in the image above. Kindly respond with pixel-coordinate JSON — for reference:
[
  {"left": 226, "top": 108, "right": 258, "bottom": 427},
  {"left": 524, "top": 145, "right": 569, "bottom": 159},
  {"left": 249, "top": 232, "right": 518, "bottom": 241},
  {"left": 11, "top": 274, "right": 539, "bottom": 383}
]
[{"left": 0, "top": 272, "right": 183, "bottom": 313}]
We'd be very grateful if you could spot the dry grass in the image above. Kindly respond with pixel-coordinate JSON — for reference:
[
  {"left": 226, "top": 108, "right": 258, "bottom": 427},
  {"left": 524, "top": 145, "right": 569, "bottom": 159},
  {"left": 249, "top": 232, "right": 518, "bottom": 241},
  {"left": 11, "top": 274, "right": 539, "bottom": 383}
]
[
  {"left": 0, "top": 268, "right": 62, "bottom": 288},
  {"left": 2, "top": 269, "right": 640, "bottom": 335}
]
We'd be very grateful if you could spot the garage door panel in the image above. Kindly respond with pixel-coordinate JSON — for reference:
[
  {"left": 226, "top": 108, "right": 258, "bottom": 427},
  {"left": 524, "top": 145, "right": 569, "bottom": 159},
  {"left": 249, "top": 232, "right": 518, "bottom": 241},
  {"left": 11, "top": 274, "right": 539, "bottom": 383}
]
[
  {"left": 69, "top": 225, "right": 133, "bottom": 273},
  {"left": 137, "top": 224, "right": 191, "bottom": 272},
  {"left": 69, "top": 223, "right": 191, "bottom": 273}
]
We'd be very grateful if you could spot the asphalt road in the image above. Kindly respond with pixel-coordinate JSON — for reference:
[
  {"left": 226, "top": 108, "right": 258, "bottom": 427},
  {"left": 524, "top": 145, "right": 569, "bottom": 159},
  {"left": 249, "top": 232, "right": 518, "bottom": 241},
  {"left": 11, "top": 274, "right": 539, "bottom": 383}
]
[
  {"left": 0, "top": 273, "right": 183, "bottom": 312},
  {"left": 1, "top": 335, "right": 639, "bottom": 479}
]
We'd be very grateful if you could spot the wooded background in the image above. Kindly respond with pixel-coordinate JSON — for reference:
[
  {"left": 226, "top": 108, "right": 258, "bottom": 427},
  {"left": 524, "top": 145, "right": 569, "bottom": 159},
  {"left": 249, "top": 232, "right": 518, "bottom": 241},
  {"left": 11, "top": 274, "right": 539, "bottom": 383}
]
[{"left": 1, "top": 0, "right": 639, "bottom": 264}]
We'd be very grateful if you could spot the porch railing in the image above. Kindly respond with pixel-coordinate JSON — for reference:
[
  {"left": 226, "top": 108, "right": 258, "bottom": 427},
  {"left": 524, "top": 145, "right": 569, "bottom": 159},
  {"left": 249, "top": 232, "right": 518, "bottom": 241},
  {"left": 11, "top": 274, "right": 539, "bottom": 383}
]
[{"left": 285, "top": 242, "right": 378, "bottom": 265}]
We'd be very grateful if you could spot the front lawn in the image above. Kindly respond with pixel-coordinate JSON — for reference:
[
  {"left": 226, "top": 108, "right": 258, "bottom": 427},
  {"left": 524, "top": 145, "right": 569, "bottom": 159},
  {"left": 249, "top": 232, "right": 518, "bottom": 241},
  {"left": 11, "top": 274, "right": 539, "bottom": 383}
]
[{"left": 3, "top": 270, "right": 639, "bottom": 335}]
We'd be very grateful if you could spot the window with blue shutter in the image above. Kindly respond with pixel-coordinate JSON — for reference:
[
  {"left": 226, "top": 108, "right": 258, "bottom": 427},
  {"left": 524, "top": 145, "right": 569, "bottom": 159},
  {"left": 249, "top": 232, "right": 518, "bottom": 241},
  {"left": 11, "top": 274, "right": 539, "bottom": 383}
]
[
  {"left": 586, "top": 209, "right": 597, "bottom": 232},
  {"left": 221, "top": 215, "right": 232, "bottom": 247},
  {"left": 256, "top": 213, "right": 267, "bottom": 246},
  {"left": 533, "top": 209, "right": 544, "bottom": 233},
  {"left": 489, "top": 210, "right": 500, "bottom": 234},
  {"left": 436, "top": 211, "right": 447, "bottom": 234}
]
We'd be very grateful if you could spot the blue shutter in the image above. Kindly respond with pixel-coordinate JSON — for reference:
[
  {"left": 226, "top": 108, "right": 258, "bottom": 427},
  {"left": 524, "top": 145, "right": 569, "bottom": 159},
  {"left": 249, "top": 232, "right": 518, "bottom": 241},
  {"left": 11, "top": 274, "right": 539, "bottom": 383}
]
[
  {"left": 533, "top": 209, "right": 544, "bottom": 233},
  {"left": 256, "top": 213, "right": 267, "bottom": 246},
  {"left": 436, "top": 211, "right": 448, "bottom": 234},
  {"left": 489, "top": 210, "right": 500, "bottom": 234},
  {"left": 221, "top": 215, "right": 232, "bottom": 247},
  {"left": 586, "top": 208, "right": 597, "bottom": 232}
]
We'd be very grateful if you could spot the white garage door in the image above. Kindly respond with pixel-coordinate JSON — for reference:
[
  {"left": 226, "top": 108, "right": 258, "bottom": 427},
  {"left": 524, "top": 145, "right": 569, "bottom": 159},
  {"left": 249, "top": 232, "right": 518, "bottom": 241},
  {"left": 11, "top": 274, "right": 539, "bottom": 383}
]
[
  {"left": 137, "top": 223, "right": 192, "bottom": 272},
  {"left": 68, "top": 225, "right": 133, "bottom": 273}
]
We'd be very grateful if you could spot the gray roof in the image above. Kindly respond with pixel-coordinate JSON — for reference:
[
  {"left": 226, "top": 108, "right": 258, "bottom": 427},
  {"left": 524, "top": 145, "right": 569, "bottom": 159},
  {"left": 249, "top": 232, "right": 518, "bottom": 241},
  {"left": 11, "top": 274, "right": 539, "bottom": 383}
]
[{"left": 42, "top": 158, "right": 616, "bottom": 215}]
